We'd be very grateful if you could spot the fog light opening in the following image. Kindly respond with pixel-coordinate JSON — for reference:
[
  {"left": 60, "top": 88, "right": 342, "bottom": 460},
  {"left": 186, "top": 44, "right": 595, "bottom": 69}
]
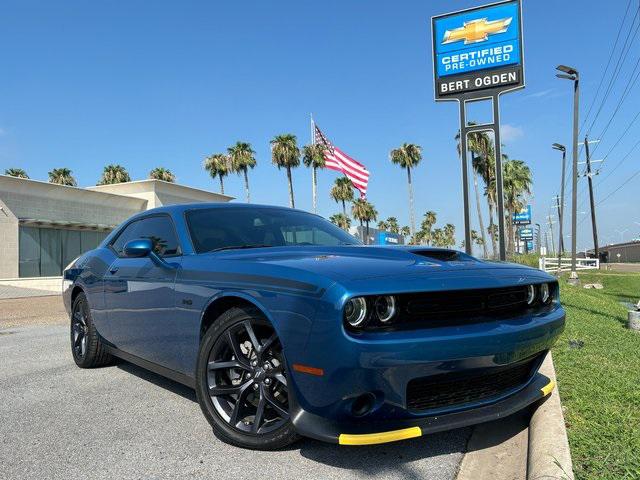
[{"left": 351, "top": 393, "right": 376, "bottom": 417}]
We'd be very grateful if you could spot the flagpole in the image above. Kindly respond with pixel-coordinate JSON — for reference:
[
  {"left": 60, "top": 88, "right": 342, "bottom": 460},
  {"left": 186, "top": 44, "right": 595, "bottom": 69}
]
[{"left": 310, "top": 113, "right": 317, "bottom": 213}]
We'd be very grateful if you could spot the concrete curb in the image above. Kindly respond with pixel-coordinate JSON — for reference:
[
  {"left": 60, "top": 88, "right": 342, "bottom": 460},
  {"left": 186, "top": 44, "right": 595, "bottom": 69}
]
[{"left": 527, "top": 352, "right": 574, "bottom": 480}]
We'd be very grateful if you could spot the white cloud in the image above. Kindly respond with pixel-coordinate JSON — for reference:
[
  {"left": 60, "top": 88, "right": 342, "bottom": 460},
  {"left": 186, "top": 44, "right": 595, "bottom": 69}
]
[
  {"left": 500, "top": 124, "right": 524, "bottom": 143},
  {"left": 523, "top": 88, "right": 554, "bottom": 99}
]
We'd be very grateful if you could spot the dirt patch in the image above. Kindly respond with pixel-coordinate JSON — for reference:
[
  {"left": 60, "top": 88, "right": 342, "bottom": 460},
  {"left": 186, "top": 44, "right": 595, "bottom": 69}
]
[{"left": 0, "top": 296, "right": 67, "bottom": 329}]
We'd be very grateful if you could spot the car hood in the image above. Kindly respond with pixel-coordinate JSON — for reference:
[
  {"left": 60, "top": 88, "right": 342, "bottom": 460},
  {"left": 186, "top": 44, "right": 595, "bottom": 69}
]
[{"left": 212, "top": 245, "right": 545, "bottom": 283}]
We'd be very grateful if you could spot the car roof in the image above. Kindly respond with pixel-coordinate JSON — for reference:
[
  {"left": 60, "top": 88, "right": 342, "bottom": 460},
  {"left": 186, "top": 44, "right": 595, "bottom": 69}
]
[{"left": 141, "top": 202, "right": 309, "bottom": 217}]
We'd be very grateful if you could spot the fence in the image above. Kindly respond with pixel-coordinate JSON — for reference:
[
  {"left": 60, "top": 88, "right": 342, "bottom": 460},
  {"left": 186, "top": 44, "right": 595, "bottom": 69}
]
[{"left": 538, "top": 257, "right": 600, "bottom": 273}]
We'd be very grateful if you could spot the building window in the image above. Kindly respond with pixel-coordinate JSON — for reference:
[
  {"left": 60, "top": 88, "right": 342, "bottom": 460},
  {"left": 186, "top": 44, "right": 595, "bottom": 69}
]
[{"left": 18, "top": 226, "right": 109, "bottom": 278}]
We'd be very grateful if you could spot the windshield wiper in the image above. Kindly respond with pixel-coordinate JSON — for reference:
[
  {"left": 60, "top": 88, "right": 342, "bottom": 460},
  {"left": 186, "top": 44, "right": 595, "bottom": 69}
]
[{"left": 211, "top": 244, "right": 273, "bottom": 252}]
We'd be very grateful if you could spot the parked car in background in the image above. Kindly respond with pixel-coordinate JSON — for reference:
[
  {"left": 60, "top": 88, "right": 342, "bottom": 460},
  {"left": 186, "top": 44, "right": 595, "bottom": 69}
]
[{"left": 63, "top": 203, "right": 565, "bottom": 449}]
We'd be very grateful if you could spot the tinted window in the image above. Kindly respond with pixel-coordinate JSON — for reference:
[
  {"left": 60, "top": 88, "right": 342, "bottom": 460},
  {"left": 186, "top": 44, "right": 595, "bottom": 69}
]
[
  {"left": 111, "top": 220, "right": 142, "bottom": 256},
  {"left": 111, "top": 216, "right": 180, "bottom": 257},
  {"left": 186, "top": 208, "right": 359, "bottom": 253}
]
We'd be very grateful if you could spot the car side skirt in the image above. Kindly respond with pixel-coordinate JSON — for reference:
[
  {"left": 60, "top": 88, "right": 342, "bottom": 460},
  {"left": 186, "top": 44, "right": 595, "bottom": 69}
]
[{"left": 104, "top": 345, "right": 196, "bottom": 389}]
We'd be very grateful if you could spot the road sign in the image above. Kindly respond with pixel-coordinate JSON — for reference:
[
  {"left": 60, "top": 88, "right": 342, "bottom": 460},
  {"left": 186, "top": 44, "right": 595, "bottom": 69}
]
[
  {"left": 432, "top": 0, "right": 524, "bottom": 100},
  {"left": 513, "top": 205, "right": 532, "bottom": 225}
]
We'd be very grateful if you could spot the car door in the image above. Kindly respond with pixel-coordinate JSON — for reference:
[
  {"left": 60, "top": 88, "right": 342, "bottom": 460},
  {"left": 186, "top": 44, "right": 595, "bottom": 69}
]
[{"left": 104, "top": 214, "right": 183, "bottom": 370}]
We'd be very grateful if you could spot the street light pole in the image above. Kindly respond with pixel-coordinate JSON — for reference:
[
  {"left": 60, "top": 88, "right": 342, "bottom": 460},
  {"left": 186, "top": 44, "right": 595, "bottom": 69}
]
[
  {"left": 552, "top": 143, "right": 566, "bottom": 256},
  {"left": 556, "top": 65, "right": 580, "bottom": 285}
]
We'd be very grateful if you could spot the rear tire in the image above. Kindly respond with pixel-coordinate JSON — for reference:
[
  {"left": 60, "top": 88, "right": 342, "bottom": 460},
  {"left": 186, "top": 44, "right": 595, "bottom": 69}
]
[
  {"left": 195, "top": 306, "right": 299, "bottom": 450},
  {"left": 70, "top": 292, "right": 113, "bottom": 368}
]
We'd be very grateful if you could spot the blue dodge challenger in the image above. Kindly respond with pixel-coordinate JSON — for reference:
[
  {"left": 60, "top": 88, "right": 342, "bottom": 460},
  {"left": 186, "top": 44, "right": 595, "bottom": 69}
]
[{"left": 63, "top": 203, "right": 564, "bottom": 450}]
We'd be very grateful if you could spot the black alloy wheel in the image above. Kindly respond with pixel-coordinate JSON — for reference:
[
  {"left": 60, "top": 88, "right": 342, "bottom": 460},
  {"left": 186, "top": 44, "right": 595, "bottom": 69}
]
[
  {"left": 70, "top": 292, "right": 112, "bottom": 368},
  {"left": 71, "top": 302, "right": 89, "bottom": 360},
  {"left": 208, "top": 319, "right": 289, "bottom": 434},
  {"left": 196, "top": 307, "right": 299, "bottom": 449}
]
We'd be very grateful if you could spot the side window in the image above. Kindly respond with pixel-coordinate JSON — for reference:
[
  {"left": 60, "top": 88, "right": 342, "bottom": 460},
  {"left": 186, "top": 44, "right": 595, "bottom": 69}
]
[
  {"left": 136, "top": 216, "right": 180, "bottom": 256},
  {"left": 110, "top": 220, "right": 142, "bottom": 256}
]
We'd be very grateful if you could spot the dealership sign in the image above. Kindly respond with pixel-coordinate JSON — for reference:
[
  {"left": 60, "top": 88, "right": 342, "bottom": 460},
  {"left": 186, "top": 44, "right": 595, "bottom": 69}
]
[
  {"left": 513, "top": 205, "right": 531, "bottom": 225},
  {"left": 518, "top": 227, "right": 533, "bottom": 240},
  {"left": 432, "top": 0, "right": 524, "bottom": 100}
]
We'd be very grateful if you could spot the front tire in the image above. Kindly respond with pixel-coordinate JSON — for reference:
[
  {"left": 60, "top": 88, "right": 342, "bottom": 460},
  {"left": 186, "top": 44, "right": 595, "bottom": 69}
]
[
  {"left": 70, "top": 292, "right": 113, "bottom": 368},
  {"left": 195, "top": 307, "right": 299, "bottom": 450}
]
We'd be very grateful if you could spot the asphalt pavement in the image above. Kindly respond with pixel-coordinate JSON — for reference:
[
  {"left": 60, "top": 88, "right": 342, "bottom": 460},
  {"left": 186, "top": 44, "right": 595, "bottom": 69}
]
[{"left": 0, "top": 299, "right": 470, "bottom": 480}]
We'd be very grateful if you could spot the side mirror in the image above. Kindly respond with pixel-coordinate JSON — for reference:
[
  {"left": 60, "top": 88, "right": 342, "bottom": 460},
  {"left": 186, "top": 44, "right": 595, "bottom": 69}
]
[{"left": 124, "top": 238, "right": 153, "bottom": 258}]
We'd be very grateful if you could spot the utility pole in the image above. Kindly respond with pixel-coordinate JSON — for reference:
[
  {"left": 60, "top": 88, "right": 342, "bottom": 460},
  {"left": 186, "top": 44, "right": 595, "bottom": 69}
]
[
  {"left": 547, "top": 214, "right": 556, "bottom": 256},
  {"left": 535, "top": 223, "right": 541, "bottom": 254},
  {"left": 556, "top": 64, "right": 579, "bottom": 285},
  {"left": 583, "top": 135, "right": 600, "bottom": 259},
  {"left": 544, "top": 230, "right": 550, "bottom": 255},
  {"left": 553, "top": 195, "right": 564, "bottom": 253}
]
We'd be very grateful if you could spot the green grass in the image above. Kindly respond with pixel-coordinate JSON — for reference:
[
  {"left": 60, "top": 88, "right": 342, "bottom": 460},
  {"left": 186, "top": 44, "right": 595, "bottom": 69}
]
[
  {"left": 553, "top": 271, "right": 640, "bottom": 479},
  {"left": 508, "top": 253, "right": 541, "bottom": 268}
]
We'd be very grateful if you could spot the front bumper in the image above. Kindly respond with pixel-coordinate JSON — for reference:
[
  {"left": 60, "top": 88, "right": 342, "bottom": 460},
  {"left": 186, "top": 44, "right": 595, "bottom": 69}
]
[
  {"left": 293, "top": 373, "right": 554, "bottom": 445},
  {"left": 284, "top": 301, "right": 565, "bottom": 444}
]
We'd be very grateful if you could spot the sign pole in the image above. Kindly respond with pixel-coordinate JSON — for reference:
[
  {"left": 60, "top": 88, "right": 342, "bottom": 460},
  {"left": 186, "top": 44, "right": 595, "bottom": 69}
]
[
  {"left": 431, "top": 0, "right": 525, "bottom": 259},
  {"left": 458, "top": 100, "right": 472, "bottom": 255},
  {"left": 493, "top": 94, "right": 507, "bottom": 261}
]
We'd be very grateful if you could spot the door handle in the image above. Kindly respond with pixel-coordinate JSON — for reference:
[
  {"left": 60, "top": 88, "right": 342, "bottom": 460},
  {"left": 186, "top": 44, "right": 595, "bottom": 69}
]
[{"left": 109, "top": 266, "right": 119, "bottom": 274}]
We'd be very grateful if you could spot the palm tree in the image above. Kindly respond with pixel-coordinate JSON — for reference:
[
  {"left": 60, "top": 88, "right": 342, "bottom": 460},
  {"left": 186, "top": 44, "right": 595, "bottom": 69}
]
[
  {"left": 352, "top": 198, "right": 369, "bottom": 243},
  {"left": 432, "top": 228, "right": 445, "bottom": 247},
  {"left": 98, "top": 164, "right": 130, "bottom": 185},
  {"left": 149, "top": 167, "right": 175, "bottom": 182},
  {"left": 502, "top": 159, "right": 532, "bottom": 254},
  {"left": 377, "top": 220, "right": 388, "bottom": 231},
  {"left": 443, "top": 223, "right": 456, "bottom": 248},
  {"left": 363, "top": 201, "right": 378, "bottom": 244},
  {"left": 456, "top": 125, "right": 490, "bottom": 258},
  {"left": 419, "top": 211, "right": 437, "bottom": 246},
  {"left": 302, "top": 143, "right": 326, "bottom": 213},
  {"left": 400, "top": 226, "right": 410, "bottom": 238},
  {"left": 48, "top": 168, "right": 77, "bottom": 186},
  {"left": 329, "top": 213, "right": 351, "bottom": 231},
  {"left": 390, "top": 143, "right": 422, "bottom": 237},
  {"left": 330, "top": 177, "right": 354, "bottom": 216},
  {"left": 4, "top": 168, "right": 29, "bottom": 178},
  {"left": 203, "top": 154, "right": 230, "bottom": 194},
  {"left": 270, "top": 134, "right": 300, "bottom": 208},
  {"left": 386, "top": 217, "right": 399, "bottom": 234},
  {"left": 228, "top": 141, "right": 257, "bottom": 203}
]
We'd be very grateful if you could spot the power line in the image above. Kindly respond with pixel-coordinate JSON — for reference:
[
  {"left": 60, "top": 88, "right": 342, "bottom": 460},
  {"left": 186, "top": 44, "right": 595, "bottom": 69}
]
[
  {"left": 578, "top": 164, "right": 640, "bottom": 227},
  {"left": 589, "top": 57, "right": 640, "bottom": 157},
  {"left": 575, "top": 109, "right": 640, "bottom": 212},
  {"left": 597, "top": 168, "right": 640, "bottom": 206},
  {"left": 582, "top": 7, "right": 640, "bottom": 138},
  {"left": 596, "top": 137, "right": 640, "bottom": 187},
  {"left": 580, "top": 0, "right": 635, "bottom": 134}
]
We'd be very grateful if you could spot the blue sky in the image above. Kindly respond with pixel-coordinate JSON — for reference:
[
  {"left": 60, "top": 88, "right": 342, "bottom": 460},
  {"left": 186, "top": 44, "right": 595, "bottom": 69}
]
[{"left": 1, "top": 0, "right": 639, "bottom": 251}]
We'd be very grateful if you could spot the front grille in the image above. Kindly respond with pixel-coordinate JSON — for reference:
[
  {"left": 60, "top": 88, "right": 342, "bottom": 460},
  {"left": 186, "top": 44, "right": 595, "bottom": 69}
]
[
  {"left": 406, "top": 354, "right": 541, "bottom": 412},
  {"left": 405, "top": 286, "right": 528, "bottom": 318}
]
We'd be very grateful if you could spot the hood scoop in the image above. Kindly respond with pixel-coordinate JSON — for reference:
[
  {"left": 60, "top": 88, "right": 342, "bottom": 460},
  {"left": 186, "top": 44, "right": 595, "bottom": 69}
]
[{"left": 410, "top": 249, "right": 465, "bottom": 262}]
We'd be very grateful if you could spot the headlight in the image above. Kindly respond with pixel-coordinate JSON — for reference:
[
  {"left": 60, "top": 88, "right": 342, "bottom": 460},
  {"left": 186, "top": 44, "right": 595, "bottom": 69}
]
[
  {"left": 526, "top": 285, "right": 536, "bottom": 305},
  {"left": 375, "top": 295, "right": 396, "bottom": 322},
  {"left": 540, "top": 283, "right": 551, "bottom": 304},
  {"left": 344, "top": 297, "right": 368, "bottom": 327}
]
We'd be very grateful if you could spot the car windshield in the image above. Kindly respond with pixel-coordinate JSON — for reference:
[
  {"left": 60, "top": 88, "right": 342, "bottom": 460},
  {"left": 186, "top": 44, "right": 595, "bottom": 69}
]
[{"left": 186, "top": 207, "right": 361, "bottom": 253}]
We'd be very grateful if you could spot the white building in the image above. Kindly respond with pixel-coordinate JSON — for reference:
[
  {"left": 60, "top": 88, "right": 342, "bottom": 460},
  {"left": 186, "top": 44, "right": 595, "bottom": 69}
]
[{"left": 0, "top": 175, "right": 232, "bottom": 288}]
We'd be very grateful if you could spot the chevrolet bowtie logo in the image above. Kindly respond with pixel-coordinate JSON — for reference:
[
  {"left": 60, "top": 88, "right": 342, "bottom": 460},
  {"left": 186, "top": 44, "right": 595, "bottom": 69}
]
[{"left": 442, "top": 17, "right": 512, "bottom": 45}]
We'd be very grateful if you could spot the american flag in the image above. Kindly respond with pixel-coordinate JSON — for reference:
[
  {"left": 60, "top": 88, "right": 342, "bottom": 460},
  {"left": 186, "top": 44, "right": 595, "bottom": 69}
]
[{"left": 314, "top": 124, "right": 370, "bottom": 197}]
